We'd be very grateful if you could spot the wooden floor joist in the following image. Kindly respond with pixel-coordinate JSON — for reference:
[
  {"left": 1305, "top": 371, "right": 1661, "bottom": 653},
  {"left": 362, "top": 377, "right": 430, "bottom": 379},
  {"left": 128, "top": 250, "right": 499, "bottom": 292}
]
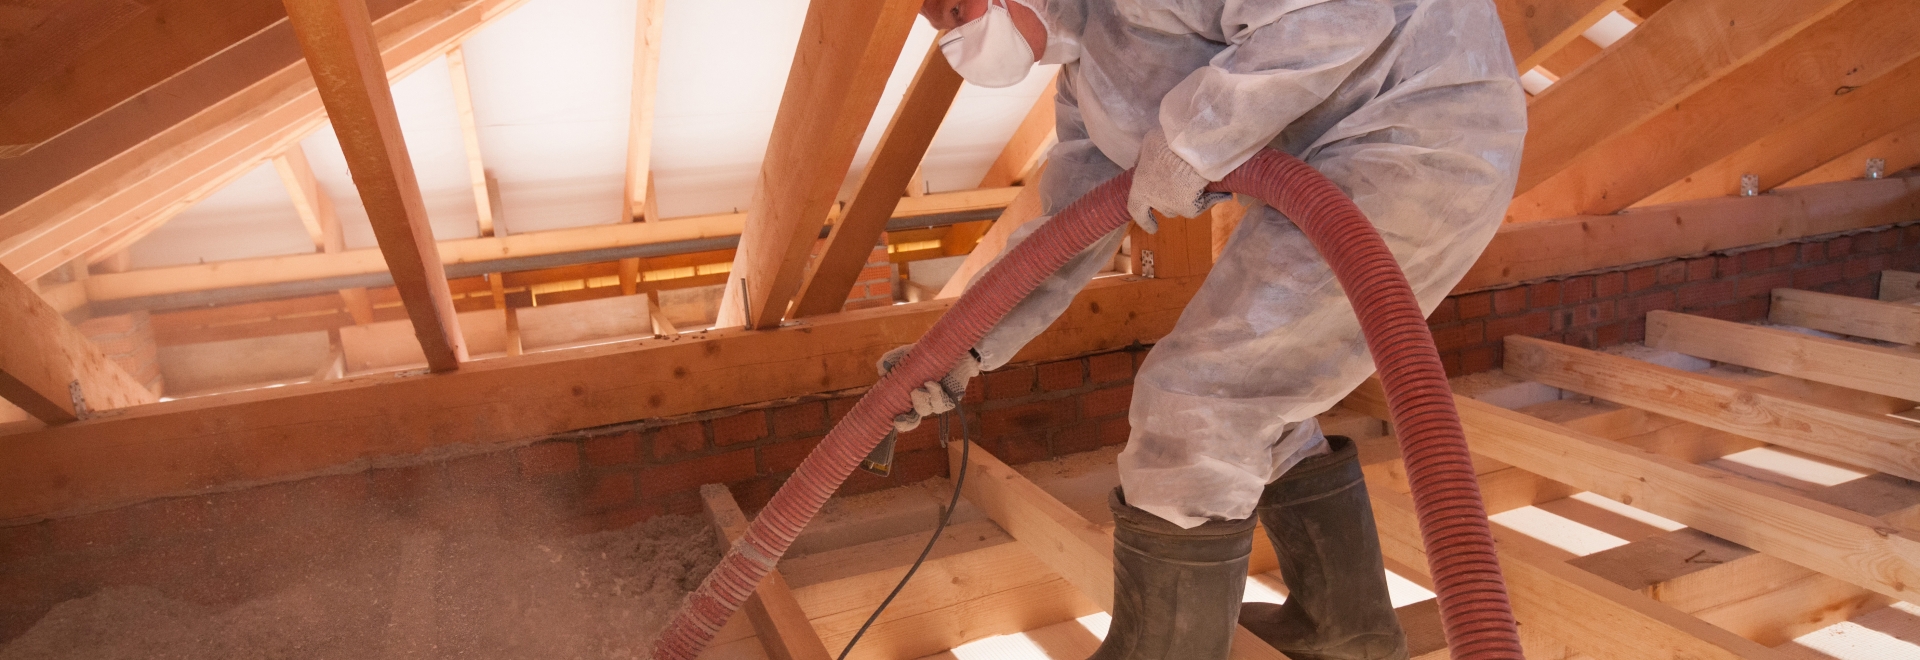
[
  {"left": 1881, "top": 270, "right": 1920, "bottom": 301},
  {"left": 1644, "top": 310, "right": 1920, "bottom": 402},
  {"left": 1771, "top": 288, "right": 1920, "bottom": 345},
  {"left": 0, "top": 265, "right": 158, "bottom": 423},
  {"left": 1502, "top": 335, "right": 1920, "bottom": 482},
  {"left": 1347, "top": 379, "right": 1920, "bottom": 605},
  {"left": 700, "top": 484, "right": 834, "bottom": 660}
]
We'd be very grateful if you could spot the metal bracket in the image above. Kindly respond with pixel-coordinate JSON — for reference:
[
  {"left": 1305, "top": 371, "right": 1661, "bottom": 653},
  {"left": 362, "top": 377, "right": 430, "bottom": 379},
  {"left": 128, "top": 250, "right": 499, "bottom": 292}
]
[
  {"left": 1739, "top": 174, "right": 1760, "bottom": 197},
  {"left": 1867, "top": 158, "right": 1887, "bottom": 180},
  {"left": 1140, "top": 249, "right": 1157, "bottom": 279},
  {"left": 67, "top": 380, "right": 88, "bottom": 420}
]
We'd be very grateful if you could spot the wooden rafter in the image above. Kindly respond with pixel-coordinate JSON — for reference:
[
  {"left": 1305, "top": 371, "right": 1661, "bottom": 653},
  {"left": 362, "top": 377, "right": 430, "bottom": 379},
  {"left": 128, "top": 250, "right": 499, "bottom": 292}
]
[
  {"left": 790, "top": 43, "right": 964, "bottom": 318},
  {"left": 715, "top": 0, "right": 920, "bottom": 329},
  {"left": 0, "top": 0, "right": 289, "bottom": 158},
  {"left": 1510, "top": 0, "right": 1920, "bottom": 221},
  {"left": 444, "top": 47, "right": 496, "bottom": 237},
  {"left": 272, "top": 144, "right": 378, "bottom": 325},
  {"left": 1641, "top": 54, "right": 1920, "bottom": 205},
  {"left": 0, "top": 265, "right": 158, "bottom": 423},
  {"left": 0, "top": 0, "right": 531, "bottom": 282},
  {"left": 284, "top": 0, "right": 466, "bottom": 372},
  {"left": 940, "top": 78, "right": 1057, "bottom": 257},
  {"left": 623, "top": 0, "right": 665, "bottom": 222},
  {"left": 1496, "top": 0, "right": 1628, "bottom": 74},
  {"left": 1513, "top": 0, "right": 1853, "bottom": 197}
]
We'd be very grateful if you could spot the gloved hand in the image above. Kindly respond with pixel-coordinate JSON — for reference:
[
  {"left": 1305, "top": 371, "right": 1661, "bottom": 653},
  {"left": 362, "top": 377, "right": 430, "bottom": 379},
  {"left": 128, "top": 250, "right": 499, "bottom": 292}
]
[
  {"left": 877, "top": 344, "right": 982, "bottom": 432},
  {"left": 1127, "top": 126, "right": 1223, "bottom": 234}
]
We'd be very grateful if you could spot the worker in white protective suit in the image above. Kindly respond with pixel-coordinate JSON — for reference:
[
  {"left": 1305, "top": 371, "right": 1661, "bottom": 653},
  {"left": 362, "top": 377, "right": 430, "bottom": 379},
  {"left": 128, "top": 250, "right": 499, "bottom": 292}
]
[{"left": 882, "top": 0, "right": 1526, "bottom": 657}]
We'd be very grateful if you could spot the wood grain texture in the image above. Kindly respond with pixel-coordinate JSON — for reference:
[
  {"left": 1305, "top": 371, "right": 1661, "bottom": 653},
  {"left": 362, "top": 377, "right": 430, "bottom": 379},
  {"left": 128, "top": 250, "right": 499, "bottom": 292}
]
[
  {"left": 1771, "top": 288, "right": 1920, "bottom": 345},
  {"left": 0, "top": 264, "right": 156, "bottom": 422},
  {"left": 700, "top": 485, "right": 834, "bottom": 660},
  {"left": 1645, "top": 310, "right": 1920, "bottom": 401}
]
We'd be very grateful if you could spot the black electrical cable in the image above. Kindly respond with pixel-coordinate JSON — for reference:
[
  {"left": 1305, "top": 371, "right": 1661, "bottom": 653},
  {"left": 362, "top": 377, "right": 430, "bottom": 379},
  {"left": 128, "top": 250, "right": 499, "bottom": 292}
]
[{"left": 835, "top": 400, "right": 973, "bottom": 660}]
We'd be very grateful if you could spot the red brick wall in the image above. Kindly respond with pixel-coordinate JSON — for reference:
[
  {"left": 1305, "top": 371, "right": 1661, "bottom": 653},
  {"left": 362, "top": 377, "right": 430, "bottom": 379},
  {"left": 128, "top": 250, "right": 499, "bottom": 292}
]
[{"left": 1430, "top": 222, "right": 1920, "bottom": 376}]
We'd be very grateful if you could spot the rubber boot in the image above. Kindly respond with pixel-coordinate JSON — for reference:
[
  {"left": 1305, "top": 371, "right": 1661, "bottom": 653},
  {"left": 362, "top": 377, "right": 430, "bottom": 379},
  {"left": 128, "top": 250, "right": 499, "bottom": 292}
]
[
  {"left": 1239, "top": 436, "right": 1409, "bottom": 660},
  {"left": 1089, "top": 487, "right": 1257, "bottom": 660}
]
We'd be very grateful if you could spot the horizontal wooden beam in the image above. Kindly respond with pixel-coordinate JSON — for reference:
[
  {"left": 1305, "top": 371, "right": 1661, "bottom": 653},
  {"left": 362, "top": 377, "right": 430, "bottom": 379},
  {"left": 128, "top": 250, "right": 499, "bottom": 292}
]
[
  {"left": 0, "top": 273, "right": 1200, "bottom": 523},
  {"left": 1347, "top": 379, "right": 1920, "bottom": 604},
  {"left": 82, "top": 187, "right": 1018, "bottom": 305},
  {"left": 700, "top": 484, "right": 834, "bottom": 660},
  {"left": 948, "top": 441, "right": 1287, "bottom": 659},
  {"left": 1503, "top": 335, "right": 1920, "bottom": 481},
  {"left": 1645, "top": 310, "right": 1920, "bottom": 402},
  {"left": 1455, "top": 173, "right": 1920, "bottom": 293},
  {"left": 1883, "top": 271, "right": 1920, "bottom": 302},
  {"left": 0, "top": 265, "right": 157, "bottom": 423},
  {"left": 1770, "top": 288, "right": 1920, "bottom": 345}
]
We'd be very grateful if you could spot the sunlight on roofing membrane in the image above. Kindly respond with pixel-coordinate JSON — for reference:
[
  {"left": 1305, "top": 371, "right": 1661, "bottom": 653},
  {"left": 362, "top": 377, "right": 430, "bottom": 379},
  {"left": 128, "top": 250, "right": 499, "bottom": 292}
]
[{"left": 1786, "top": 601, "right": 1920, "bottom": 660}]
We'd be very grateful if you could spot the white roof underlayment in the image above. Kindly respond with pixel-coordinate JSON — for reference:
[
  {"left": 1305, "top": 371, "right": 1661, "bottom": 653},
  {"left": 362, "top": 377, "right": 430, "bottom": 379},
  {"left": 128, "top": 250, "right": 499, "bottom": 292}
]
[{"left": 127, "top": 0, "right": 1055, "bottom": 270}]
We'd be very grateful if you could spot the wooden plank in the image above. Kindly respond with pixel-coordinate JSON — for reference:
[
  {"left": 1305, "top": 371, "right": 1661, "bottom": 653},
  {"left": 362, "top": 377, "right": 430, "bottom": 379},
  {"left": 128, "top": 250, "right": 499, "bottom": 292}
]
[
  {"left": 0, "top": 0, "right": 528, "bottom": 281},
  {"left": 0, "top": 0, "right": 288, "bottom": 157},
  {"left": 700, "top": 484, "right": 834, "bottom": 660},
  {"left": 1645, "top": 310, "right": 1920, "bottom": 401},
  {"left": 1346, "top": 380, "right": 1920, "bottom": 604},
  {"left": 1641, "top": 55, "right": 1920, "bottom": 206},
  {"left": 0, "top": 273, "right": 1201, "bottom": 522},
  {"left": 1784, "top": 117, "right": 1920, "bottom": 188},
  {"left": 790, "top": 43, "right": 963, "bottom": 318},
  {"left": 1128, "top": 208, "right": 1214, "bottom": 279},
  {"left": 648, "top": 297, "right": 678, "bottom": 337},
  {"left": 716, "top": 0, "right": 919, "bottom": 329},
  {"left": 515, "top": 294, "right": 652, "bottom": 351},
  {"left": 1369, "top": 489, "right": 1784, "bottom": 660},
  {"left": 624, "top": 0, "right": 665, "bottom": 221},
  {"left": 1515, "top": 0, "right": 1853, "bottom": 195},
  {"left": 1881, "top": 271, "right": 1920, "bottom": 302},
  {"left": 1510, "top": 0, "right": 1920, "bottom": 220},
  {"left": 1497, "top": 0, "right": 1629, "bottom": 73},
  {"left": 0, "top": 265, "right": 157, "bottom": 423},
  {"left": 947, "top": 441, "right": 1288, "bottom": 659},
  {"left": 1456, "top": 173, "right": 1920, "bottom": 293},
  {"left": 1505, "top": 335, "right": 1920, "bottom": 480},
  {"left": 284, "top": 0, "right": 467, "bottom": 372},
  {"left": 1771, "top": 288, "right": 1920, "bottom": 345},
  {"left": 338, "top": 309, "right": 506, "bottom": 373},
  {"left": 443, "top": 47, "right": 494, "bottom": 236}
]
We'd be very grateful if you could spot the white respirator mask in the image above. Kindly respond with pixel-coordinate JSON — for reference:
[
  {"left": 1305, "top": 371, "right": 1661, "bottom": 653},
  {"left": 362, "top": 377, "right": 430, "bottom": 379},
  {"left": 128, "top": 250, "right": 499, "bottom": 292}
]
[{"left": 938, "top": 0, "right": 1036, "bottom": 88}]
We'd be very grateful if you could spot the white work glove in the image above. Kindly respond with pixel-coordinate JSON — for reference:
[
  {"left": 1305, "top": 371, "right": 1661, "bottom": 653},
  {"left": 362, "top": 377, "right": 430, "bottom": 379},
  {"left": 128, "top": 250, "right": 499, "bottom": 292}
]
[
  {"left": 877, "top": 345, "right": 982, "bottom": 433},
  {"left": 1126, "top": 126, "right": 1224, "bottom": 234}
]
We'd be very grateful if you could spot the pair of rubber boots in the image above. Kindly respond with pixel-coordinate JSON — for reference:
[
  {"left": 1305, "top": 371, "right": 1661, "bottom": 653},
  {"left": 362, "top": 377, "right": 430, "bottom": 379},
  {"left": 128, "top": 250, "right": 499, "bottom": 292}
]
[{"left": 1088, "top": 436, "right": 1407, "bottom": 660}]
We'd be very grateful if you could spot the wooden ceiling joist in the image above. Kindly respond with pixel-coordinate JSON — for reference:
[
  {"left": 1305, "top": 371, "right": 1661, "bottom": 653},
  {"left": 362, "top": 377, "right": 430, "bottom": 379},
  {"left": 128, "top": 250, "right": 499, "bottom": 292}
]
[
  {"left": 0, "top": 0, "right": 530, "bottom": 282},
  {"left": 1497, "top": 0, "right": 1629, "bottom": 74},
  {"left": 1641, "top": 54, "right": 1920, "bottom": 206},
  {"left": 0, "top": 265, "right": 158, "bottom": 424},
  {"left": 624, "top": 0, "right": 665, "bottom": 223},
  {"left": 789, "top": 43, "right": 964, "bottom": 319},
  {"left": 715, "top": 0, "right": 921, "bottom": 330},
  {"left": 1769, "top": 288, "right": 1920, "bottom": 345},
  {"left": 1515, "top": 0, "right": 1854, "bottom": 197},
  {"left": 1645, "top": 310, "right": 1920, "bottom": 403},
  {"left": 1511, "top": 0, "right": 1920, "bottom": 222},
  {"left": 284, "top": 0, "right": 466, "bottom": 372}
]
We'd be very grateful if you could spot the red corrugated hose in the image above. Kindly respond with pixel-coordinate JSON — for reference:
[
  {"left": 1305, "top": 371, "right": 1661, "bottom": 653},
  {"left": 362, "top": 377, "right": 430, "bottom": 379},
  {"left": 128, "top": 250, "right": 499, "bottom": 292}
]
[{"left": 650, "top": 149, "right": 1524, "bottom": 660}]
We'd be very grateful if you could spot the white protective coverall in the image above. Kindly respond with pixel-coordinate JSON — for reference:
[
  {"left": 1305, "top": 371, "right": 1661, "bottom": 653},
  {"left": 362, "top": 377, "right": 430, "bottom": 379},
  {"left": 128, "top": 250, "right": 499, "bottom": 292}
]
[{"left": 966, "top": 0, "right": 1527, "bottom": 528}]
